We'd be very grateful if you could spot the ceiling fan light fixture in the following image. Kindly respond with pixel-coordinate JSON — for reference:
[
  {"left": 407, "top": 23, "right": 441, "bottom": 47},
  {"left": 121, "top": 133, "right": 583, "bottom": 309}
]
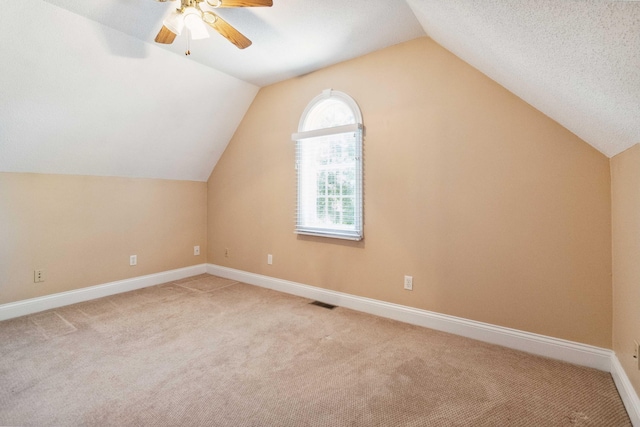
[
  {"left": 183, "top": 6, "right": 202, "bottom": 18},
  {"left": 183, "top": 8, "right": 210, "bottom": 40},
  {"left": 154, "top": 0, "right": 268, "bottom": 49},
  {"left": 163, "top": 11, "right": 184, "bottom": 35},
  {"left": 202, "top": 12, "right": 217, "bottom": 25}
]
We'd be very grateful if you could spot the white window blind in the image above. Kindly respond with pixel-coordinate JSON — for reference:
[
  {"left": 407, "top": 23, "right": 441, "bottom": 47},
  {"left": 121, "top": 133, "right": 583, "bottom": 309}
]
[{"left": 294, "top": 123, "right": 363, "bottom": 240}]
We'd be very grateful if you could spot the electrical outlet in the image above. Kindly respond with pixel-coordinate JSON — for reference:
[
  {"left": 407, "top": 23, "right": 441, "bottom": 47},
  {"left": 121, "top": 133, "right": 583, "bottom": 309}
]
[
  {"left": 267, "top": 254, "right": 273, "bottom": 265},
  {"left": 194, "top": 245, "right": 200, "bottom": 256},
  {"left": 404, "top": 275, "right": 413, "bottom": 290},
  {"left": 33, "top": 270, "right": 45, "bottom": 283},
  {"left": 634, "top": 341, "right": 639, "bottom": 370},
  {"left": 130, "top": 255, "right": 137, "bottom": 266},
  {"left": 225, "top": 248, "right": 229, "bottom": 258}
]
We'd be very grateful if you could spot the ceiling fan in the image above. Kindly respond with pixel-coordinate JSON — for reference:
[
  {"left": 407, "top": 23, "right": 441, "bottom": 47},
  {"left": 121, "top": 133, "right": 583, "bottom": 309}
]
[{"left": 154, "top": 0, "right": 273, "bottom": 51}]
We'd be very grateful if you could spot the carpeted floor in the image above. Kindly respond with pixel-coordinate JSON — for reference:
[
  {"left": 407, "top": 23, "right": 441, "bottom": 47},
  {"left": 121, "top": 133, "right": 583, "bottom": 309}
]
[{"left": 0, "top": 274, "right": 631, "bottom": 426}]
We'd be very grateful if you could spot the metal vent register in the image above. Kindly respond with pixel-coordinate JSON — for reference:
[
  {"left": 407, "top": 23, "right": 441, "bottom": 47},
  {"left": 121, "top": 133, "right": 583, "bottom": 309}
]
[{"left": 309, "top": 301, "right": 336, "bottom": 310}]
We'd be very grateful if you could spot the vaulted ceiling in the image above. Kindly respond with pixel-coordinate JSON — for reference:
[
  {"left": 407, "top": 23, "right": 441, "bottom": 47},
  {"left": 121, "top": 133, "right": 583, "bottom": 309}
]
[{"left": 1, "top": 0, "right": 638, "bottom": 181}]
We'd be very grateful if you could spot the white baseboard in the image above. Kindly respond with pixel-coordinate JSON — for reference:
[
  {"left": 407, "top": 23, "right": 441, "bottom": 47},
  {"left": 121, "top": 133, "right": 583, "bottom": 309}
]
[
  {"left": 3, "top": 263, "right": 637, "bottom": 425},
  {"left": 209, "top": 264, "right": 640, "bottom": 424},
  {"left": 207, "top": 264, "right": 612, "bottom": 371},
  {"left": 207, "top": 264, "right": 640, "bottom": 424},
  {"left": 611, "top": 355, "right": 640, "bottom": 426},
  {"left": 0, "top": 264, "right": 207, "bottom": 321}
]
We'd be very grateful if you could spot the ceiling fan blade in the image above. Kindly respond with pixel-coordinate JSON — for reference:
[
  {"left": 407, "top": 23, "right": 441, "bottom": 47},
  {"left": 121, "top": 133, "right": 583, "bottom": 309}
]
[
  {"left": 218, "top": 0, "right": 272, "bottom": 7},
  {"left": 206, "top": 14, "right": 252, "bottom": 49},
  {"left": 155, "top": 25, "right": 177, "bottom": 44}
]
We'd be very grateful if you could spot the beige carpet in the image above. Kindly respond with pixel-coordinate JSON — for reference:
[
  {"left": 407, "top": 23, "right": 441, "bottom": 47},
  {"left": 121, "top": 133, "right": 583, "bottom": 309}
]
[{"left": 0, "top": 274, "right": 631, "bottom": 426}]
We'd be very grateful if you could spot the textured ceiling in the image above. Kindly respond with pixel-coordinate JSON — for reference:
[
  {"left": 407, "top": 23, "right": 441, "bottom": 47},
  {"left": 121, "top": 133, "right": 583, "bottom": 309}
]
[{"left": 406, "top": 0, "right": 640, "bottom": 158}]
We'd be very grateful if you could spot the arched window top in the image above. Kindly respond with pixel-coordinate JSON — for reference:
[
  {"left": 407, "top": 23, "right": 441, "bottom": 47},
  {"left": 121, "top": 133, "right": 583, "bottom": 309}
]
[
  {"left": 292, "top": 89, "right": 364, "bottom": 241},
  {"left": 299, "top": 89, "right": 363, "bottom": 132}
]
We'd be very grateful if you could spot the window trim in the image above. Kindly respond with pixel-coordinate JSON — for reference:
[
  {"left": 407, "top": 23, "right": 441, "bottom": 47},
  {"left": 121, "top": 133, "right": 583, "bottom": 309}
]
[
  {"left": 292, "top": 89, "right": 364, "bottom": 241},
  {"left": 292, "top": 123, "right": 361, "bottom": 141},
  {"left": 298, "top": 89, "right": 363, "bottom": 131}
]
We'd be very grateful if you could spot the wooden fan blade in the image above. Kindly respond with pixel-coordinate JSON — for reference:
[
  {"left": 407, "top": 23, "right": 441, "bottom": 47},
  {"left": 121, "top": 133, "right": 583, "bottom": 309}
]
[
  {"left": 218, "top": 0, "right": 272, "bottom": 7},
  {"left": 206, "top": 14, "right": 252, "bottom": 49},
  {"left": 155, "top": 25, "right": 177, "bottom": 44}
]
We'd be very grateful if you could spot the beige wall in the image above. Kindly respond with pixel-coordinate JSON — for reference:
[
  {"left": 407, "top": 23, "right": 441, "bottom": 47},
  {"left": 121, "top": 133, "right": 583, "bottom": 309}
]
[
  {"left": 612, "top": 144, "right": 640, "bottom": 394},
  {"left": 208, "top": 37, "right": 612, "bottom": 348},
  {"left": 0, "top": 173, "right": 207, "bottom": 304},
  {"left": 0, "top": 37, "right": 614, "bottom": 351}
]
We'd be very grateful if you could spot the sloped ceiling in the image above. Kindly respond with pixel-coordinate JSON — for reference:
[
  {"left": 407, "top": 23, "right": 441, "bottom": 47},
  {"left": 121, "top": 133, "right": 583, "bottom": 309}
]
[
  {"left": 1, "top": 1, "right": 639, "bottom": 183},
  {"left": 0, "top": 0, "right": 258, "bottom": 181},
  {"left": 406, "top": 0, "right": 640, "bottom": 157}
]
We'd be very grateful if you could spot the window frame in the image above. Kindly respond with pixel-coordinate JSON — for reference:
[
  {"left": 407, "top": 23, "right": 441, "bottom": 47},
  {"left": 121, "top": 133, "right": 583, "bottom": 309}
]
[{"left": 292, "top": 89, "right": 364, "bottom": 241}]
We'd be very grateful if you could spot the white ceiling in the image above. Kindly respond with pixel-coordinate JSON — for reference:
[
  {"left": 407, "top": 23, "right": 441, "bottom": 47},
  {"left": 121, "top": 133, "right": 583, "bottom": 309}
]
[
  {"left": 0, "top": 0, "right": 258, "bottom": 181},
  {"left": 40, "top": 0, "right": 428, "bottom": 87},
  {"left": 1, "top": 0, "right": 639, "bottom": 182}
]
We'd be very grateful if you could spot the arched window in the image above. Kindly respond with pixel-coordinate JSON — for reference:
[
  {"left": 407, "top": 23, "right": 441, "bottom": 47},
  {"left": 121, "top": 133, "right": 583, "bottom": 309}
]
[{"left": 292, "top": 89, "right": 364, "bottom": 240}]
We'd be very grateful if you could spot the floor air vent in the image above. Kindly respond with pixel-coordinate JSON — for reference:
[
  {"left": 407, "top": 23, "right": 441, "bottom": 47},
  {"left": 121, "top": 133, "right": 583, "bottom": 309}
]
[{"left": 310, "top": 301, "right": 337, "bottom": 310}]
